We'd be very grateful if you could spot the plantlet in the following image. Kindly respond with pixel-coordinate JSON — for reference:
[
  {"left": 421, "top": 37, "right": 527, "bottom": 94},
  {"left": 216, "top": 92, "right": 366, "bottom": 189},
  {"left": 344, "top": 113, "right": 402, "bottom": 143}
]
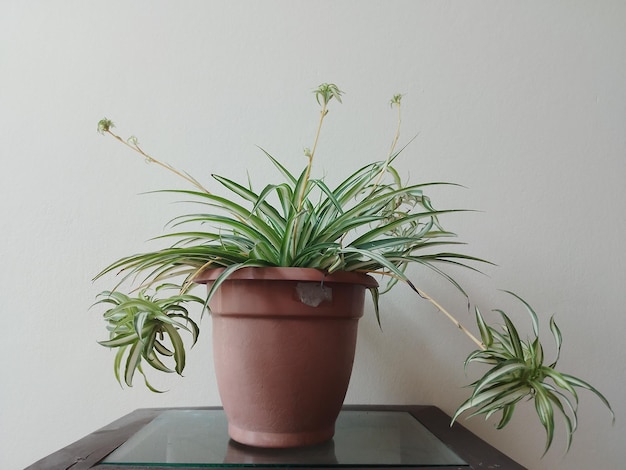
[{"left": 453, "top": 291, "right": 613, "bottom": 454}]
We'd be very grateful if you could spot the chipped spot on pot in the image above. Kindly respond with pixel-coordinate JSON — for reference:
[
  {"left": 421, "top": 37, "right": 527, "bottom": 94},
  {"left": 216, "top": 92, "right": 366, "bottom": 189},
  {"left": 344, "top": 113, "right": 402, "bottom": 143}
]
[{"left": 296, "top": 282, "right": 332, "bottom": 307}]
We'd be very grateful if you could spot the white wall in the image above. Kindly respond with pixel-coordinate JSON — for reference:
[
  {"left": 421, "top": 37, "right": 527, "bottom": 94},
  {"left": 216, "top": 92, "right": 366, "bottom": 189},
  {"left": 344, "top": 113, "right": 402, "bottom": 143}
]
[{"left": 2, "top": 1, "right": 624, "bottom": 469}]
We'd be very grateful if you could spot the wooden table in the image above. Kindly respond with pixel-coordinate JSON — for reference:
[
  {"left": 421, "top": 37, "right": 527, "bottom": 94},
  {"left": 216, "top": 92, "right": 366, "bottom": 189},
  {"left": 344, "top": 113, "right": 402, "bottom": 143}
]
[{"left": 26, "top": 405, "right": 525, "bottom": 469}]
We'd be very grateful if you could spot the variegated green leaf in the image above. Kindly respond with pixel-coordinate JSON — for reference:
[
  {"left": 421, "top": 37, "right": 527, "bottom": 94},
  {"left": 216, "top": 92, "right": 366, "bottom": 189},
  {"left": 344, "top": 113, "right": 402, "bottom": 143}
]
[{"left": 474, "top": 306, "right": 493, "bottom": 348}]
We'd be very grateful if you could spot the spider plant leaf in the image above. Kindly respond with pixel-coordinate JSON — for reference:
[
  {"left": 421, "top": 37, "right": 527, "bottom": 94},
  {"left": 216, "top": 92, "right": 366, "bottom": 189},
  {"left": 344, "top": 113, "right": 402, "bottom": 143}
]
[
  {"left": 251, "top": 240, "right": 280, "bottom": 264},
  {"left": 386, "top": 163, "right": 402, "bottom": 186},
  {"left": 152, "top": 312, "right": 190, "bottom": 333},
  {"left": 124, "top": 341, "right": 143, "bottom": 387},
  {"left": 273, "top": 183, "right": 296, "bottom": 219},
  {"left": 258, "top": 146, "right": 297, "bottom": 184},
  {"left": 377, "top": 271, "right": 402, "bottom": 295},
  {"left": 488, "top": 328, "right": 516, "bottom": 358},
  {"left": 293, "top": 209, "right": 318, "bottom": 255},
  {"left": 369, "top": 287, "right": 381, "bottom": 328},
  {"left": 471, "top": 359, "right": 527, "bottom": 396},
  {"left": 548, "top": 316, "right": 563, "bottom": 367},
  {"left": 502, "top": 290, "right": 540, "bottom": 337},
  {"left": 172, "top": 201, "right": 282, "bottom": 249},
  {"left": 292, "top": 166, "right": 311, "bottom": 209},
  {"left": 531, "top": 381, "right": 556, "bottom": 455},
  {"left": 154, "top": 340, "right": 174, "bottom": 357},
  {"left": 465, "top": 349, "right": 509, "bottom": 364},
  {"left": 133, "top": 311, "right": 151, "bottom": 339},
  {"left": 351, "top": 237, "right": 431, "bottom": 252},
  {"left": 559, "top": 373, "right": 615, "bottom": 422},
  {"left": 279, "top": 211, "right": 301, "bottom": 265},
  {"left": 525, "top": 337, "right": 541, "bottom": 369},
  {"left": 309, "top": 178, "right": 343, "bottom": 215},
  {"left": 543, "top": 385, "right": 575, "bottom": 452},
  {"left": 95, "top": 290, "right": 133, "bottom": 305},
  {"left": 176, "top": 213, "right": 278, "bottom": 248},
  {"left": 463, "top": 350, "right": 496, "bottom": 371},
  {"left": 291, "top": 242, "right": 340, "bottom": 266},
  {"left": 169, "top": 313, "right": 200, "bottom": 346},
  {"left": 546, "top": 394, "right": 574, "bottom": 452},
  {"left": 113, "top": 345, "right": 128, "bottom": 386},
  {"left": 323, "top": 162, "right": 382, "bottom": 207},
  {"left": 461, "top": 382, "right": 524, "bottom": 413},
  {"left": 319, "top": 214, "right": 384, "bottom": 245},
  {"left": 137, "top": 364, "right": 167, "bottom": 393},
  {"left": 252, "top": 189, "right": 291, "bottom": 234},
  {"left": 154, "top": 231, "right": 219, "bottom": 246},
  {"left": 466, "top": 386, "right": 529, "bottom": 421},
  {"left": 205, "top": 260, "right": 274, "bottom": 307},
  {"left": 398, "top": 257, "right": 471, "bottom": 301},
  {"left": 313, "top": 188, "right": 393, "bottom": 240},
  {"left": 541, "top": 367, "right": 578, "bottom": 404},
  {"left": 142, "top": 325, "right": 158, "bottom": 357},
  {"left": 452, "top": 382, "right": 529, "bottom": 423},
  {"left": 338, "top": 247, "right": 409, "bottom": 281},
  {"left": 92, "top": 296, "right": 123, "bottom": 308},
  {"left": 326, "top": 147, "right": 420, "bottom": 208},
  {"left": 494, "top": 309, "right": 524, "bottom": 359},
  {"left": 211, "top": 174, "right": 287, "bottom": 231},
  {"left": 474, "top": 306, "right": 493, "bottom": 348},
  {"left": 496, "top": 403, "right": 516, "bottom": 429},
  {"left": 161, "top": 323, "right": 186, "bottom": 375},
  {"left": 98, "top": 331, "right": 139, "bottom": 348},
  {"left": 543, "top": 382, "right": 578, "bottom": 433},
  {"left": 347, "top": 210, "right": 447, "bottom": 247},
  {"left": 408, "top": 217, "right": 435, "bottom": 241},
  {"left": 144, "top": 348, "right": 175, "bottom": 374}
]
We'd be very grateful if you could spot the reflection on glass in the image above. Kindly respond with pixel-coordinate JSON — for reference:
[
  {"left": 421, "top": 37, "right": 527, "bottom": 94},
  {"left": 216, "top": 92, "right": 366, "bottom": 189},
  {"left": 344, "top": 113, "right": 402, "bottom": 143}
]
[{"left": 101, "top": 409, "right": 468, "bottom": 467}]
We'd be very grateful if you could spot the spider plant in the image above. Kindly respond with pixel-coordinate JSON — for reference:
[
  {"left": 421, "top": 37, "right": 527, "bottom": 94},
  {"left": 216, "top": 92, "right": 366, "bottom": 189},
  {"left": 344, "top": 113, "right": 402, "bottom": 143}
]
[
  {"left": 93, "top": 84, "right": 612, "bottom": 453},
  {"left": 94, "top": 84, "right": 484, "bottom": 388},
  {"left": 452, "top": 291, "right": 614, "bottom": 455},
  {"left": 95, "top": 287, "right": 204, "bottom": 392}
]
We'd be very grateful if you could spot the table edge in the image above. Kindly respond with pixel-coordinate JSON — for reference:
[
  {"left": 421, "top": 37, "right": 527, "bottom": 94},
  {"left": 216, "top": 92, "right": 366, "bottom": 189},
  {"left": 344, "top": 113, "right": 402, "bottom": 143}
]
[{"left": 25, "top": 405, "right": 526, "bottom": 470}]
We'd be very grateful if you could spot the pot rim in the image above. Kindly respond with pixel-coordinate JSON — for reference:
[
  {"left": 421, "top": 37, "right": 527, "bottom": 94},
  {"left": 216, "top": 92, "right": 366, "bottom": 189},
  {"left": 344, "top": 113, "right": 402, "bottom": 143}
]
[{"left": 194, "top": 267, "right": 379, "bottom": 288}]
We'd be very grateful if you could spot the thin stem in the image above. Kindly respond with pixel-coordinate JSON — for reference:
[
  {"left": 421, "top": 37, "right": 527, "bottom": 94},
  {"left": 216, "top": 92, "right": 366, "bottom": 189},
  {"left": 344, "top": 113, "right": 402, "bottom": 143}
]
[
  {"left": 296, "top": 102, "right": 327, "bottom": 211},
  {"left": 370, "top": 95, "right": 403, "bottom": 194},
  {"left": 365, "top": 269, "right": 485, "bottom": 350},
  {"left": 104, "top": 129, "right": 211, "bottom": 194},
  {"left": 295, "top": 83, "right": 343, "bottom": 212},
  {"left": 417, "top": 287, "right": 485, "bottom": 350},
  {"left": 291, "top": 94, "right": 331, "bottom": 258},
  {"left": 388, "top": 96, "right": 402, "bottom": 159}
]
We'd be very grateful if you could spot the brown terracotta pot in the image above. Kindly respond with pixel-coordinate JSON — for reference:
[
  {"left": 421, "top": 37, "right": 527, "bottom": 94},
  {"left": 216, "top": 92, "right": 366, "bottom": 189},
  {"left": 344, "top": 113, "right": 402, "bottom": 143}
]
[{"left": 195, "top": 267, "right": 378, "bottom": 448}]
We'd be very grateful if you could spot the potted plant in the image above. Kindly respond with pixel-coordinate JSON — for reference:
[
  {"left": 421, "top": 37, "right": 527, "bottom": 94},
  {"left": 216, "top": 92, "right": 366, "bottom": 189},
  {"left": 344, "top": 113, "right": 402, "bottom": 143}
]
[{"left": 94, "top": 84, "right": 612, "bottom": 452}]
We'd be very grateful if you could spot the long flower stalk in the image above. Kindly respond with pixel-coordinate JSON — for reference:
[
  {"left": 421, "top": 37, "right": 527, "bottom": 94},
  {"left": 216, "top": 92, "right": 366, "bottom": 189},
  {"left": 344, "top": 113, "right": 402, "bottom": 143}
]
[{"left": 97, "top": 119, "right": 211, "bottom": 194}]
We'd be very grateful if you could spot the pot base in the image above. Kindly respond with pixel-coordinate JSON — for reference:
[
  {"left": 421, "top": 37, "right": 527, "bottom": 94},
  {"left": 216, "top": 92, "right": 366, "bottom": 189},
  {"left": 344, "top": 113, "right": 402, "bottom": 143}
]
[{"left": 228, "top": 423, "right": 335, "bottom": 448}]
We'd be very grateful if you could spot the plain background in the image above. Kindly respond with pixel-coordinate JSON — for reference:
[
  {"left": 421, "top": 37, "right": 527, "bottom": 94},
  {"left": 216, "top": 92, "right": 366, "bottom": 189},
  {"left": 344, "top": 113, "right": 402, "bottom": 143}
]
[{"left": 1, "top": 1, "right": 625, "bottom": 469}]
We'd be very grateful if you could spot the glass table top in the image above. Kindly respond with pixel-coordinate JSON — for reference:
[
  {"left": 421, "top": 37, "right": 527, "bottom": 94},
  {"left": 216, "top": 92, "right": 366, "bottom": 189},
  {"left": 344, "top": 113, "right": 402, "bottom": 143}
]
[{"left": 101, "top": 409, "right": 468, "bottom": 467}]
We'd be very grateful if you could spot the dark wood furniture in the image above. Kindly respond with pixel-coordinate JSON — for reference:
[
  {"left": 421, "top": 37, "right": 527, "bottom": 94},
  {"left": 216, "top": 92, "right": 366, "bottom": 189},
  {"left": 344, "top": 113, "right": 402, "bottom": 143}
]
[{"left": 26, "top": 405, "right": 525, "bottom": 469}]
